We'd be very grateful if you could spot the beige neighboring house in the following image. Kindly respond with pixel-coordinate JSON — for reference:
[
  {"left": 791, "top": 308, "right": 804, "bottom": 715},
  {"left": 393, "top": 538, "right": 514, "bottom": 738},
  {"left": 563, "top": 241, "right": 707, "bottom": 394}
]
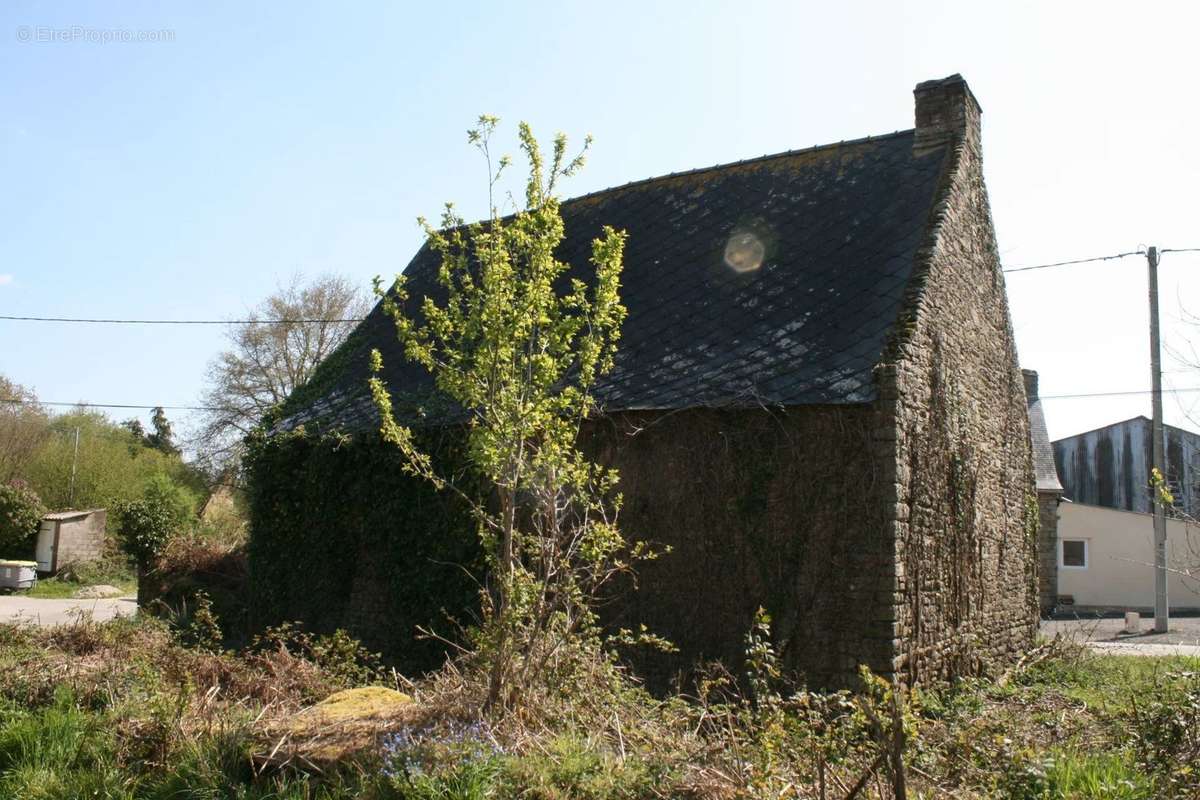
[
  {"left": 1056, "top": 501, "right": 1200, "bottom": 612},
  {"left": 37, "top": 509, "right": 107, "bottom": 573}
]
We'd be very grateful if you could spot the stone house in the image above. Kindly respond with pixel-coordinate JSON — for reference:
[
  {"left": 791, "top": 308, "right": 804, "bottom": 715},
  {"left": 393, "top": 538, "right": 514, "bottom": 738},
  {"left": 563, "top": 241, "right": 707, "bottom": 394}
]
[
  {"left": 253, "top": 75, "right": 1037, "bottom": 688},
  {"left": 1024, "top": 370, "right": 1064, "bottom": 614}
]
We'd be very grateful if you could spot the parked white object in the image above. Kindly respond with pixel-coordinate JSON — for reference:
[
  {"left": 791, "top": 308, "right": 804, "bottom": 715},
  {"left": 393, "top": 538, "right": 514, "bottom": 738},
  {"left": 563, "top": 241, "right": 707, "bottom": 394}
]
[
  {"left": 35, "top": 520, "right": 56, "bottom": 572},
  {"left": 1123, "top": 611, "right": 1141, "bottom": 634},
  {"left": 0, "top": 560, "right": 38, "bottom": 590}
]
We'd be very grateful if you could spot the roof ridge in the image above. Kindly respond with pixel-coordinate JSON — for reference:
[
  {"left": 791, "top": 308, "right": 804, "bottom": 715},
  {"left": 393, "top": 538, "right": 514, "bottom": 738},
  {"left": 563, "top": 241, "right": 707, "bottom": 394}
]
[
  {"left": 1050, "top": 415, "right": 1151, "bottom": 443},
  {"left": 562, "top": 128, "right": 916, "bottom": 207}
]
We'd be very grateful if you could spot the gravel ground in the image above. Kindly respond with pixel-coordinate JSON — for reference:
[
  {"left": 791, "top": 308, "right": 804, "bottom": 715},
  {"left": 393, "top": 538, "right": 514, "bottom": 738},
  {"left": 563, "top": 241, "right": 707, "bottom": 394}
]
[{"left": 1041, "top": 613, "right": 1200, "bottom": 656}]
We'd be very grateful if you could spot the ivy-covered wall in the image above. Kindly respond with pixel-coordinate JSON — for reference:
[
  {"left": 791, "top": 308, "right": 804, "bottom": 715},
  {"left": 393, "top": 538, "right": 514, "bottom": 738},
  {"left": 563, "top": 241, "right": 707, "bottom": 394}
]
[
  {"left": 244, "top": 427, "right": 482, "bottom": 674},
  {"left": 585, "top": 406, "right": 890, "bottom": 690},
  {"left": 246, "top": 405, "right": 890, "bottom": 688}
]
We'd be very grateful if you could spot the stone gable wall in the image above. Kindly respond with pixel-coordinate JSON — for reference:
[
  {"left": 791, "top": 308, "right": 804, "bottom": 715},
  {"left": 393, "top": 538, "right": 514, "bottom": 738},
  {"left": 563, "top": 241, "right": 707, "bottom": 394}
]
[{"left": 874, "top": 88, "right": 1037, "bottom": 684}]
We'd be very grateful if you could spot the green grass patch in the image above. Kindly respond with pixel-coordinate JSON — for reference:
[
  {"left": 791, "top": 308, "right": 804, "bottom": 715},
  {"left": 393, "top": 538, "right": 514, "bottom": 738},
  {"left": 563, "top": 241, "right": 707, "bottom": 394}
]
[
  {"left": 1043, "top": 749, "right": 1156, "bottom": 799},
  {"left": 1021, "top": 652, "right": 1200, "bottom": 712},
  {"left": 21, "top": 554, "right": 138, "bottom": 599},
  {"left": 23, "top": 576, "right": 137, "bottom": 599}
]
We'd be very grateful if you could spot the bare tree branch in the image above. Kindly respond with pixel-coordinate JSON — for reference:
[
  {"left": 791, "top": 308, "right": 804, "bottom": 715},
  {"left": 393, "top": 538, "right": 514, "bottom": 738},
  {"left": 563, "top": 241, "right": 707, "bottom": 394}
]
[{"left": 191, "top": 273, "right": 368, "bottom": 476}]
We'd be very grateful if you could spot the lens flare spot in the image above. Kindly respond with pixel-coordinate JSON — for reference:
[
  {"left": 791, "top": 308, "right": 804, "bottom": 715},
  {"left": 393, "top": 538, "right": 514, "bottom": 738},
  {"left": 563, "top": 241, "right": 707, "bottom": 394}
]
[{"left": 724, "top": 231, "right": 765, "bottom": 273}]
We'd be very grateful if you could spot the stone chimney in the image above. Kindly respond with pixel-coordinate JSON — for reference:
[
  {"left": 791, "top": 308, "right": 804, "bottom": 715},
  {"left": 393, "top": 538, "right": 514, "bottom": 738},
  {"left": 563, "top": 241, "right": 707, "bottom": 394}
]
[
  {"left": 913, "top": 74, "right": 981, "bottom": 154},
  {"left": 1022, "top": 368, "right": 1038, "bottom": 401}
]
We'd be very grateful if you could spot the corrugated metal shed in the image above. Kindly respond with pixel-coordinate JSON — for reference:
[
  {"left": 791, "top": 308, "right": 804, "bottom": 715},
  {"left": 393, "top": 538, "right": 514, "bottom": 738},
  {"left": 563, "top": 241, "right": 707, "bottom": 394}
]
[{"left": 1052, "top": 416, "right": 1200, "bottom": 515}]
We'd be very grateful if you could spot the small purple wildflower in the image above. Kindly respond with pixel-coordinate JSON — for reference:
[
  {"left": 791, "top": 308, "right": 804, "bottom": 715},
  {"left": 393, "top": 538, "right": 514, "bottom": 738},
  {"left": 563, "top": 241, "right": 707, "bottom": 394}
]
[{"left": 380, "top": 717, "right": 505, "bottom": 780}]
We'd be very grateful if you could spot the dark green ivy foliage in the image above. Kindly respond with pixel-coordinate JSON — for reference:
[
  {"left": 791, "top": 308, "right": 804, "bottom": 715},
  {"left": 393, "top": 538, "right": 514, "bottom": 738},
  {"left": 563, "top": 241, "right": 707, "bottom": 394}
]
[{"left": 243, "top": 423, "right": 483, "bottom": 675}]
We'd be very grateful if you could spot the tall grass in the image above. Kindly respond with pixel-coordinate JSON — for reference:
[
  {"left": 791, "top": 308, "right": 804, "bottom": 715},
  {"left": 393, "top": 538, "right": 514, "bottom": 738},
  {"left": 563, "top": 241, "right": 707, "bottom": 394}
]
[{"left": 0, "top": 615, "right": 1198, "bottom": 799}]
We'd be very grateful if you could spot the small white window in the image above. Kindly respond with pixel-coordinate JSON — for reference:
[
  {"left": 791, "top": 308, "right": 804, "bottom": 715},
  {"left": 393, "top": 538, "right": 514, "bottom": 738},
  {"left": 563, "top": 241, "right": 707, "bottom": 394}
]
[{"left": 1060, "top": 539, "right": 1088, "bottom": 569}]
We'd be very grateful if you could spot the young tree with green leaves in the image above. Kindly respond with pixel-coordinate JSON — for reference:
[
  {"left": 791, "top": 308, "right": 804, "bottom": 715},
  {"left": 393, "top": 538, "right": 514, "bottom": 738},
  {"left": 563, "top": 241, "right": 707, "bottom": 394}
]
[{"left": 370, "top": 117, "right": 641, "bottom": 709}]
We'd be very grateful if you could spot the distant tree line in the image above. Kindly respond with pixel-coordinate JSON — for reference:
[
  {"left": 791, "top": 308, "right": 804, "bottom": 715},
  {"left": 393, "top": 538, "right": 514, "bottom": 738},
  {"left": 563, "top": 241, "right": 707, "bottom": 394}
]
[{"left": 0, "top": 377, "right": 208, "bottom": 556}]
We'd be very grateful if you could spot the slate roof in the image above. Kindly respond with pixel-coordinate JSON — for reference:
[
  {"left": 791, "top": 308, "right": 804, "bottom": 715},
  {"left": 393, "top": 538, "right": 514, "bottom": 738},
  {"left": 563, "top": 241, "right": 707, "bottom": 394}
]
[
  {"left": 1027, "top": 398, "right": 1063, "bottom": 493},
  {"left": 280, "top": 130, "right": 950, "bottom": 432}
]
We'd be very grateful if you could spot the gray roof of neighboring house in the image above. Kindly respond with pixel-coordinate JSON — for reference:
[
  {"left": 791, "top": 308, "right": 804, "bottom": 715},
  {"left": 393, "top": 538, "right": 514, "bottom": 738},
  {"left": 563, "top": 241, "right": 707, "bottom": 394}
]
[
  {"left": 1027, "top": 398, "right": 1063, "bottom": 493},
  {"left": 278, "top": 129, "right": 951, "bottom": 432},
  {"left": 42, "top": 509, "right": 104, "bottom": 521}
]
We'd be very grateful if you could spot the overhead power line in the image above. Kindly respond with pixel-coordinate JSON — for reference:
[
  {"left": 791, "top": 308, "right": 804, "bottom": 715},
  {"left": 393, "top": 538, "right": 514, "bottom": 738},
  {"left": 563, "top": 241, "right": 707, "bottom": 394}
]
[
  {"left": 1003, "top": 246, "right": 1200, "bottom": 274},
  {"left": 1042, "top": 387, "right": 1200, "bottom": 400},
  {"left": 5, "top": 388, "right": 1200, "bottom": 412},
  {"left": 0, "top": 398, "right": 218, "bottom": 412},
  {"left": 0, "top": 315, "right": 366, "bottom": 325},
  {"left": 1002, "top": 250, "right": 1144, "bottom": 274}
]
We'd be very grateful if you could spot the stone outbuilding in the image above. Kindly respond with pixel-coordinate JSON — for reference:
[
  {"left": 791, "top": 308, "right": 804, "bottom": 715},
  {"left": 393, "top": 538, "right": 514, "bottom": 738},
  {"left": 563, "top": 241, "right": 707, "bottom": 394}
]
[
  {"left": 251, "top": 75, "right": 1038, "bottom": 688},
  {"left": 36, "top": 509, "right": 107, "bottom": 573}
]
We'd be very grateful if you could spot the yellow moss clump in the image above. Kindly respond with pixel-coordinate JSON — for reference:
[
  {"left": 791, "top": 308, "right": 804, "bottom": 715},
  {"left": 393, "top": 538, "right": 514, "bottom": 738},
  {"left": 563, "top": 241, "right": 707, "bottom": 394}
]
[
  {"left": 301, "top": 686, "right": 412, "bottom": 724},
  {"left": 260, "top": 686, "right": 416, "bottom": 768}
]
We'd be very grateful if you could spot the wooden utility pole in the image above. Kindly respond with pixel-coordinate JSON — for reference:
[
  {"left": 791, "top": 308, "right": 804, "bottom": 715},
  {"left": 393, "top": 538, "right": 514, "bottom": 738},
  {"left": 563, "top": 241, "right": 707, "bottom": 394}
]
[
  {"left": 1147, "top": 246, "right": 1169, "bottom": 633},
  {"left": 67, "top": 426, "right": 80, "bottom": 507}
]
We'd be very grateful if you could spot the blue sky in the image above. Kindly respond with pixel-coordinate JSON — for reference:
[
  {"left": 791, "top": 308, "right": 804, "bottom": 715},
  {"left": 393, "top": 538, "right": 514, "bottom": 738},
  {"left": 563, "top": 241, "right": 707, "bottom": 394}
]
[{"left": 2, "top": 0, "right": 1199, "bottom": 444}]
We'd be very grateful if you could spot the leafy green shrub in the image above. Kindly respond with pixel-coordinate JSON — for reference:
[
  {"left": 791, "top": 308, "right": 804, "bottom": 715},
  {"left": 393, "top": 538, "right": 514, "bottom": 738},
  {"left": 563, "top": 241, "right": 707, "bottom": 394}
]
[
  {"left": 115, "top": 473, "right": 198, "bottom": 567},
  {"left": 117, "top": 497, "right": 177, "bottom": 566},
  {"left": 141, "top": 472, "right": 199, "bottom": 528},
  {"left": 0, "top": 480, "right": 45, "bottom": 554},
  {"left": 174, "top": 591, "right": 225, "bottom": 653},
  {"left": 251, "top": 622, "right": 384, "bottom": 689}
]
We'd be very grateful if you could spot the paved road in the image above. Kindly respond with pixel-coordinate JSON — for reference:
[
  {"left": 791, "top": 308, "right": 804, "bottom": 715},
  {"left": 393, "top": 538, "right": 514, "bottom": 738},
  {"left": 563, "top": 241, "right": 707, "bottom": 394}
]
[
  {"left": 1041, "top": 614, "right": 1200, "bottom": 657},
  {"left": 0, "top": 594, "right": 137, "bottom": 626}
]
